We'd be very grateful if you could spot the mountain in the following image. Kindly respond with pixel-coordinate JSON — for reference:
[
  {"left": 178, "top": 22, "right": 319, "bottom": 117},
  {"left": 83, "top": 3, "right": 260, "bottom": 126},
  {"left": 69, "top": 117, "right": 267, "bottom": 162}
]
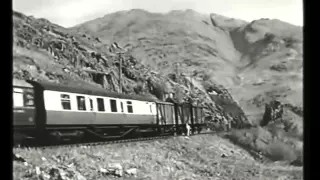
[
  {"left": 70, "top": 9, "right": 303, "bottom": 123},
  {"left": 13, "top": 10, "right": 250, "bottom": 127}
]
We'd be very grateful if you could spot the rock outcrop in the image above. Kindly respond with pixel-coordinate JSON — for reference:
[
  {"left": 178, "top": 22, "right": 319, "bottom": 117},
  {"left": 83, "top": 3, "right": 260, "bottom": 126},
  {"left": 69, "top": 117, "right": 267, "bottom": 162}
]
[
  {"left": 260, "top": 100, "right": 284, "bottom": 126},
  {"left": 260, "top": 100, "right": 303, "bottom": 140}
]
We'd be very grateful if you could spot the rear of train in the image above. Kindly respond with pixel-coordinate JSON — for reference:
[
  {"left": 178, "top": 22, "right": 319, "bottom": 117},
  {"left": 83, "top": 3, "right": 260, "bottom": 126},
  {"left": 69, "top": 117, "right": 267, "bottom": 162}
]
[
  {"left": 155, "top": 101, "right": 206, "bottom": 135},
  {"left": 13, "top": 79, "right": 37, "bottom": 142}
]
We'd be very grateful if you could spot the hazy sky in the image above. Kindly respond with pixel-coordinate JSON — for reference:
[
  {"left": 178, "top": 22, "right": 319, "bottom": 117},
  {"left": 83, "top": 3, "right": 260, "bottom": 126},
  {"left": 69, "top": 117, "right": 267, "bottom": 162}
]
[{"left": 13, "top": 0, "right": 303, "bottom": 28}]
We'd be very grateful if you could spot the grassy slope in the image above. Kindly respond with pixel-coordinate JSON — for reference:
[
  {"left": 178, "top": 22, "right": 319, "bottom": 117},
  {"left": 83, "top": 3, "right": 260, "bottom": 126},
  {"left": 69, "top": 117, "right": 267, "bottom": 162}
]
[
  {"left": 13, "top": 135, "right": 302, "bottom": 180},
  {"left": 230, "top": 19, "right": 303, "bottom": 121}
]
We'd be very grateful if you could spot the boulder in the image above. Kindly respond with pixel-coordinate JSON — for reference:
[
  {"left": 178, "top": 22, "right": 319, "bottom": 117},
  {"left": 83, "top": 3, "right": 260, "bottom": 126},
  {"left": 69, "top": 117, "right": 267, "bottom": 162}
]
[
  {"left": 125, "top": 168, "right": 137, "bottom": 176},
  {"left": 107, "top": 163, "right": 123, "bottom": 177}
]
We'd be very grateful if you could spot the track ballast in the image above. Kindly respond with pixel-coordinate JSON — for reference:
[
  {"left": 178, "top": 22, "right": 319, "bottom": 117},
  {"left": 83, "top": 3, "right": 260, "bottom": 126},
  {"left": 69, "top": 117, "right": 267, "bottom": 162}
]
[{"left": 14, "top": 131, "right": 217, "bottom": 150}]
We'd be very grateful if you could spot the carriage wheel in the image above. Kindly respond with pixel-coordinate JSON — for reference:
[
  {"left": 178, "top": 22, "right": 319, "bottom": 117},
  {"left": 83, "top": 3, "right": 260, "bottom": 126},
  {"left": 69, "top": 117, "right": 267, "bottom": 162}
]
[
  {"left": 197, "top": 127, "right": 202, "bottom": 134},
  {"left": 191, "top": 128, "right": 194, "bottom": 135},
  {"left": 179, "top": 127, "right": 185, "bottom": 135},
  {"left": 160, "top": 127, "right": 165, "bottom": 135}
]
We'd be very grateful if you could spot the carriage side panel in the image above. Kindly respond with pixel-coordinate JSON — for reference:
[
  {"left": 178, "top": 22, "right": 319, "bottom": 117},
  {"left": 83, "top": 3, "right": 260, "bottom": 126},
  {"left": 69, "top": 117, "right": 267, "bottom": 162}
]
[{"left": 156, "top": 102, "right": 175, "bottom": 125}]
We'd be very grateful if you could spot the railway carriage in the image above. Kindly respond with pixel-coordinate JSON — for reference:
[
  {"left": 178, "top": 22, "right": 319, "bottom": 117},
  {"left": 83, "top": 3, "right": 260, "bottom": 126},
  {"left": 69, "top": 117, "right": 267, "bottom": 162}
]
[
  {"left": 13, "top": 79, "right": 206, "bottom": 144},
  {"left": 13, "top": 79, "right": 37, "bottom": 141}
]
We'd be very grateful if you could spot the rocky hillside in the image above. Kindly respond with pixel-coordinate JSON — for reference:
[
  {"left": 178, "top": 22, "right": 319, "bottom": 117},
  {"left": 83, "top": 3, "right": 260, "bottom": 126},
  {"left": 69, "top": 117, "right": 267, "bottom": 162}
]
[
  {"left": 71, "top": 9, "right": 303, "bottom": 124},
  {"left": 13, "top": 135, "right": 303, "bottom": 180},
  {"left": 13, "top": 10, "right": 250, "bottom": 127}
]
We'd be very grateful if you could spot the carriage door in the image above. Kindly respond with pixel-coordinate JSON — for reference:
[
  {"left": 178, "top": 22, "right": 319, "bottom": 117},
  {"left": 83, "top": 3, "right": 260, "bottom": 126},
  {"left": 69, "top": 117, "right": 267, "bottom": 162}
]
[
  {"left": 119, "top": 100, "right": 127, "bottom": 123},
  {"left": 156, "top": 103, "right": 165, "bottom": 125},
  {"left": 88, "top": 96, "right": 97, "bottom": 124},
  {"left": 13, "top": 87, "right": 36, "bottom": 126}
]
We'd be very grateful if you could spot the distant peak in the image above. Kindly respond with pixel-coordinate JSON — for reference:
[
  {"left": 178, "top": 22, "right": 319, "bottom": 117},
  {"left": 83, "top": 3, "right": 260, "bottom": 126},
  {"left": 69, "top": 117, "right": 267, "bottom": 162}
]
[
  {"left": 185, "top": 9, "right": 196, "bottom": 12},
  {"left": 210, "top": 13, "right": 233, "bottom": 20},
  {"left": 167, "top": 9, "right": 207, "bottom": 17},
  {"left": 13, "top": 11, "right": 26, "bottom": 18},
  {"left": 249, "top": 18, "right": 300, "bottom": 27},
  {"left": 127, "top": 9, "right": 149, "bottom": 13},
  {"left": 169, "top": 9, "right": 198, "bottom": 14}
]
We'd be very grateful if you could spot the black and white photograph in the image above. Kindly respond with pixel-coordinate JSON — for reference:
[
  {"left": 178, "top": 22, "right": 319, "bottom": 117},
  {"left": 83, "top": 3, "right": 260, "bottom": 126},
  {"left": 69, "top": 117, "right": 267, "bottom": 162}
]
[{"left": 13, "top": 0, "right": 303, "bottom": 179}]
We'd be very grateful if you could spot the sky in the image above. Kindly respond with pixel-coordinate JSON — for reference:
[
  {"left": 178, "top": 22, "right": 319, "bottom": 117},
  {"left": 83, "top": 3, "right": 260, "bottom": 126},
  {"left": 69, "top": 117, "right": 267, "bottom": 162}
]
[{"left": 13, "top": 0, "right": 303, "bottom": 28}]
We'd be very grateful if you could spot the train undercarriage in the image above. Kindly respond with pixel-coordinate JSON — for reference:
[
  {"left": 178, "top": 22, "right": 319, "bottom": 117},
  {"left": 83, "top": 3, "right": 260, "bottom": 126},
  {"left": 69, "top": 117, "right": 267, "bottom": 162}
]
[{"left": 13, "top": 124, "right": 205, "bottom": 146}]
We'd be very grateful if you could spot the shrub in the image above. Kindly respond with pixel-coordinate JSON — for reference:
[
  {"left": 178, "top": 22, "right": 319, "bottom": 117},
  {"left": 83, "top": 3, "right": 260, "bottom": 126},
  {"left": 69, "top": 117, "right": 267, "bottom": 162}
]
[
  {"left": 265, "top": 122, "right": 285, "bottom": 139},
  {"left": 265, "top": 141, "right": 297, "bottom": 161},
  {"left": 147, "top": 78, "right": 168, "bottom": 100},
  {"left": 133, "top": 81, "right": 144, "bottom": 94}
]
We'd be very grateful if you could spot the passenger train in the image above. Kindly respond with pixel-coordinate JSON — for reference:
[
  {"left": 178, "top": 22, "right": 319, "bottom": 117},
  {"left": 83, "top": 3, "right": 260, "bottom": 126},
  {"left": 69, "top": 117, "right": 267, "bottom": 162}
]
[{"left": 13, "top": 79, "right": 205, "bottom": 144}]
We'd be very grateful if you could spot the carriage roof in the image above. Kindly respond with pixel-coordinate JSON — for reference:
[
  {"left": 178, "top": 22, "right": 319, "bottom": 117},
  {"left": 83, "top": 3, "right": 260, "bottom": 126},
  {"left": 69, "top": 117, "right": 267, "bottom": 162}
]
[
  {"left": 27, "top": 80, "right": 159, "bottom": 102},
  {"left": 13, "top": 79, "right": 33, "bottom": 88}
]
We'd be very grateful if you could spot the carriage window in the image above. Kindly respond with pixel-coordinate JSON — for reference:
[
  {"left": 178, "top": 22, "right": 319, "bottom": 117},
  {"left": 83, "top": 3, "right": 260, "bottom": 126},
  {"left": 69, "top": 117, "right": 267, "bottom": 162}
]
[
  {"left": 24, "top": 93, "right": 34, "bottom": 107},
  {"left": 110, "top": 99, "right": 117, "bottom": 112},
  {"left": 97, "top": 98, "right": 105, "bottom": 112},
  {"left": 76, "top": 96, "right": 86, "bottom": 111},
  {"left": 13, "top": 91, "right": 24, "bottom": 107},
  {"left": 120, "top": 102, "right": 124, "bottom": 112},
  {"left": 60, "top": 94, "right": 71, "bottom": 110},
  {"left": 127, "top": 101, "right": 133, "bottom": 113}
]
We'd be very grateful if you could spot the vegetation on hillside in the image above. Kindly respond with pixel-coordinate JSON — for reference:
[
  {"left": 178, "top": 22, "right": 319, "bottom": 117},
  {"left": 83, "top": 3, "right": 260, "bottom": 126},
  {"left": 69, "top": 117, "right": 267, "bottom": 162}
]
[
  {"left": 13, "top": 135, "right": 302, "bottom": 180},
  {"left": 226, "top": 100, "right": 303, "bottom": 166}
]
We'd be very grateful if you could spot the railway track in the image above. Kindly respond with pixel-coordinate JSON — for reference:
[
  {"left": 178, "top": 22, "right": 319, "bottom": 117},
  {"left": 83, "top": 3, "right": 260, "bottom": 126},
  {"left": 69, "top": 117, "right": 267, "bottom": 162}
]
[
  {"left": 13, "top": 131, "right": 276, "bottom": 165},
  {"left": 14, "top": 131, "right": 218, "bottom": 150}
]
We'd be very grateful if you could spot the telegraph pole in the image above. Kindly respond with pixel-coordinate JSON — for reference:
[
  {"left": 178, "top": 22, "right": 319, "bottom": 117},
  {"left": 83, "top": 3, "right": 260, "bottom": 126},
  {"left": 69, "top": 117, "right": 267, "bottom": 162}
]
[
  {"left": 190, "top": 71, "right": 197, "bottom": 94},
  {"left": 111, "top": 42, "right": 125, "bottom": 94},
  {"left": 190, "top": 72, "right": 192, "bottom": 92},
  {"left": 175, "top": 62, "right": 180, "bottom": 83},
  {"left": 118, "top": 52, "right": 122, "bottom": 93}
]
